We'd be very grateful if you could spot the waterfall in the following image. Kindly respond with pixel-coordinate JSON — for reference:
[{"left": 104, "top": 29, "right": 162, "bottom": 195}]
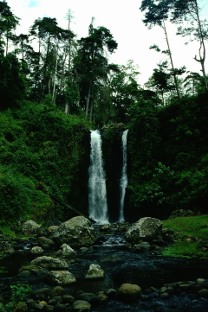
[
  {"left": 88, "top": 130, "right": 109, "bottom": 224},
  {"left": 119, "top": 129, "right": 128, "bottom": 223}
]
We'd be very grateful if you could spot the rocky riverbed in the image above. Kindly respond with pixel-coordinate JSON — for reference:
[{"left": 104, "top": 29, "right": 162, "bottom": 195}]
[{"left": 0, "top": 217, "right": 208, "bottom": 311}]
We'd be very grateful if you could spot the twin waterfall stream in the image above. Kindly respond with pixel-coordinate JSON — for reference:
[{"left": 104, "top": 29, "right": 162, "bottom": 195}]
[{"left": 88, "top": 129, "right": 128, "bottom": 224}]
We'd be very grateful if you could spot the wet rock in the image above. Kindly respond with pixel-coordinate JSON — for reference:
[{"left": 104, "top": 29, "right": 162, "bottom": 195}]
[
  {"left": 51, "top": 286, "right": 65, "bottom": 296},
  {"left": 76, "top": 292, "right": 100, "bottom": 304},
  {"left": 18, "top": 263, "right": 48, "bottom": 279},
  {"left": 161, "top": 228, "right": 175, "bottom": 243},
  {"left": 31, "top": 256, "right": 68, "bottom": 269},
  {"left": 198, "top": 288, "right": 208, "bottom": 297},
  {"left": 35, "top": 301, "right": 48, "bottom": 310},
  {"left": 85, "top": 263, "right": 105, "bottom": 280},
  {"left": 179, "top": 282, "right": 192, "bottom": 290},
  {"left": 46, "top": 225, "right": 59, "bottom": 236},
  {"left": 30, "top": 246, "right": 44, "bottom": 255},
  {"left": 196, "top": 278, "right": 206, "bottom": 285},
  {"left": 0, "top": 237, "right": 14, "bottom": 253},
  {"left": 160, "top": 292, "right": 169, "bottom": 298},
  {"left": 62, "top": 294, "right": 74, "bottom": 304},
  {"left": 52, "top": 216, "right": 97, "bottom": 248},
  {"left": 33, "top": 287, "right": 51, "bottom": 300},
  {"left": 97, "top": 291, "right": 108, "bottom": 302},
  {"left": 133, "top": 241, "right": 151, "bottom": 251},
  {"left": 22, "top": 220, "right": 41, "bottom": 234},
  {"left": 117, "top": 283, "right": 142, "bottom": 302},
  {"left": 125, "top": 217, "right": 162, "bottom": 244},
  {"left": 26, "top": 299, "right": 35, "bottom": 309},
  {"left": 14, "top": 301, "right": 28, "bottom": 311},
  {"left": 73, "top": 300, "right": 91, "bottom": 311},
  {"left": 50, "top": 270, "right": 76, "bottom": 285},
  {"left": 38, "top": 236, "right": 55, "bottom": 250},
  {"left": 169, "top": 209, "right": 194, "bottom": 218},
  {"left": 56, "top": 243, "right": 77, "bottom": 259},
  {"left": 106, "top": 288, "right": 117, "bottom": 299},
  {"left": 54, "top": 302, "right": 66, "bottom": 311},
  {"left": 45, "top": 304, "right": 54, "bottom": 311}
]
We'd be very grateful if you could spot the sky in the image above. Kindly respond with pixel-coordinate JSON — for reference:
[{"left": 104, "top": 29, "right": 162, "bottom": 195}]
[{"left": 6, "top": 0, "right": 208, "bottom": 85}]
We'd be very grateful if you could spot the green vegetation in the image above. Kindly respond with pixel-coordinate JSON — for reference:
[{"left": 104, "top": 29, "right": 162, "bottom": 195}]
[
  {"left": 162, "top": 215, "right": 208, "bottom": 258},
  {"left": 0, "top": 225, "right": 16, "bottom": 238},
  {"left": 0, "top": 102, "right": 91, "bottom": 226},
  {"left": 4, "top": 282, "right": 32, "bottom": 312},
  {"left": 0, "top": 1, "right": 208, "bottom": 226}
]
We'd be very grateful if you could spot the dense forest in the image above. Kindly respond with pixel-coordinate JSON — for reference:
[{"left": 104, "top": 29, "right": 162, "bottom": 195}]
[{"left": 0, "top": 0, "right": 208, "bottom": 227}]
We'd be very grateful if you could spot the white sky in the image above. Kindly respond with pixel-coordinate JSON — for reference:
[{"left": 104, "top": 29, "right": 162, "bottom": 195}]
[{"left": 6, "top": 0, "right": 208, "bottom": 85}]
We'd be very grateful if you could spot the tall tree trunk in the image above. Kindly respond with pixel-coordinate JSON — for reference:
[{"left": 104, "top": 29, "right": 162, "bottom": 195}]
[
  {"left": 162, "top": 20, "right": 181, "bottom": 98},
  {"left": 65, "top": 11, "right": 72, "bottom": 114},
  {"left": 85, "top": 85, "right": 92, "bottom": 119},
  {"left": 193, "top": 0, "right": 207, "bottom": 91},
  {"left": 52, "top": 43, "right": 59, "bottom": 104},
  {"left": 5, "top": 31, "right": 9, "bottom": 55},
  {"left": 42, "top": 36, "right": 51, "bottom": 95}
]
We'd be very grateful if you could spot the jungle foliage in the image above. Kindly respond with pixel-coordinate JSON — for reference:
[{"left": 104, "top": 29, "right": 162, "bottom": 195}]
[{"left": 0, "top": 0, "right": 208, "bottom": 225}]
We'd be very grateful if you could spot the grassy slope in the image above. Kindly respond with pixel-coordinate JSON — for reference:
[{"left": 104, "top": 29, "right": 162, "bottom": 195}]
[{"left": 162, "top": 215, "right": 208, "bottom": 259}]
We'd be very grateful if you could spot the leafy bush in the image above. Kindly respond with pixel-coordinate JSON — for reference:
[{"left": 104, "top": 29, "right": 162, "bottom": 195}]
[
  {"left": 0, "top": 166, "right": 54, "bottom": 225},
  {"left": 0, "top": 167, "right": 32, "bottom": 223},
  {"left": 4, "top": 282, "right": 32, "bottom": 311}
]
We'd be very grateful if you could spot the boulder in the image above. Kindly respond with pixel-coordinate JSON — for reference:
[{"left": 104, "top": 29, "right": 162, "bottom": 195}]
[
  {"left": 133, "top": 241, "right": 151, "bottom": 251},
  {"left": 125, "top": 217, "right": 162, "bottom": 244},
  {"left": 31, "top": 256, "right": 68, "bottom": 269},
  {"left": 73, "top": 300, "right": 91, "bottom": 312},
  {"left": 57, "top": 243, "right": 77, "bottom": 259},
  {"left": 31, "top": 246, "right": 44, "bottom": 255},
  {"left": 22, "top": 220, "right": 41, "bottom": 234},
  {"left": 85, "top": 263, "right": 105, "bottom": 280},
  {"left": 52, "top": 216, "right": 96, "bottom": 248},
  {"left": 117, "top": 283, "right": 142, "bottom": 302},
  {"left": 14, "top": 301, "right": 28, "bottom": 311},
  {"left": 50, "top": 270, "right": 76, "bottom": 285},
  {"left": 38, "top": 236, "right": 55, "bottom": 250},
  {"left": 76, "top": 292, "right": 100, "bottom": 304},
  {"left": 169, "top": 209, "right": 194, "bottom": 218}
]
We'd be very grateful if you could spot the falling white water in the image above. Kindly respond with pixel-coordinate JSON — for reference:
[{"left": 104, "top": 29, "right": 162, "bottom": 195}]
[
  {"left": 88, "top": 130, "right": 109, "bottom": 224},
  {"left": 119, "top": 129, "right": 128, "bottom": 223}
]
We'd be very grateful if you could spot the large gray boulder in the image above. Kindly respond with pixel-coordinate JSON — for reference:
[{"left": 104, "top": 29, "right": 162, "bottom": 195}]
[
  {"left": 73, "top": 300, "right": 91, "bottom": 312},
  {"left": 31, "top": 256, "right": 68, "bottom": 269},
  {"left": 85, "top": 264, "right": 105, "bottom": 280},
  {"left": 52, "top": 216, "right": 96, "bottom": 248},
  {"left": 125, "top": 217, "right": 162, "bottom": 244},
  {"left": 22, "top": 220, "right": 41, "bottom": 234},
  {"left": 117, "top": 283, "right": 142, "bottom": 302},
  {"left": 50, "top": 270, "right": 76, "bottom": 285},
  {"left": 56, "top": 243, "right": 77, "bottom": 259}
]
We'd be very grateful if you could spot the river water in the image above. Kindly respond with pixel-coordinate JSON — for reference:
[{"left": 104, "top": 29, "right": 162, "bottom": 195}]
[{"left": 0, "top": 233, "right": 208, "bottom": 311}]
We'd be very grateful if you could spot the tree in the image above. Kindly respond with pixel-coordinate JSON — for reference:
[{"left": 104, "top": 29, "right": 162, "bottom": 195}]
[
  {"left": 0, "top": 0, "right": 19, "bottom": 55},
  {"left": 104, "top": 61, "right": 141, "bottom": 123},
  {"left": 60, "top": 10, "right": 78, "bottom": 114},
  {"left": 183, "top": 71, "right": 203, "bottom": 95},
  {"left": 29, "top": 17, "right": 74, "bottom": 102},
  {"left": 146, "top": 62, "right": 172, "bottom": 104},
  {"left": 74, "top": 22, "right": 117, "bottom": 121},
  {"left": 0, "top": 53, "right": 25, "bottom": 109},
  {"left": 140, "top": 0, "right": 181, "bottom": 98},
  {"left": 169, "top": 0, "right": 208, "bottom": 91},
  {"left": 146, "top": 60, "right": 186, "bottom": 103}
]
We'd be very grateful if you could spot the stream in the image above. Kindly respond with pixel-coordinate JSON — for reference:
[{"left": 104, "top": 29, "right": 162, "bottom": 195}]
[{"left": 0, "top": 232, "right": 208, "bottom": 311}]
